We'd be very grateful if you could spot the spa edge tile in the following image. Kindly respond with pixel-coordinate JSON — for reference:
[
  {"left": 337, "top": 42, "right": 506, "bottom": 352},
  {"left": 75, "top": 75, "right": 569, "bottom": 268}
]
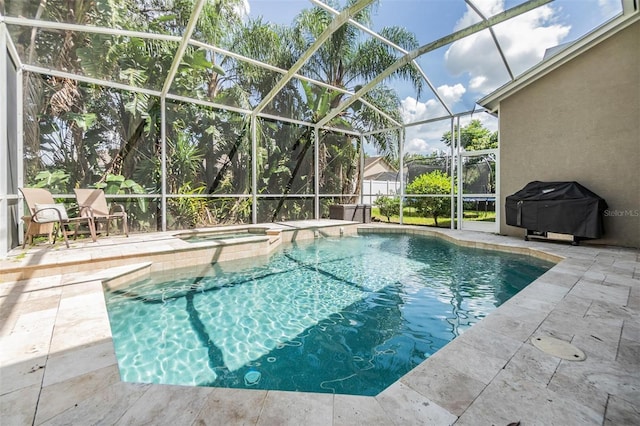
[{"left": 534, "top": 269, "right": 582, "bottom": 288}]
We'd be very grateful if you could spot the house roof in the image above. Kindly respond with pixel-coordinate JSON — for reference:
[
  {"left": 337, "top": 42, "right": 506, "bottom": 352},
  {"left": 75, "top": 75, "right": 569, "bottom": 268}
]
[
  {"left": 364, "top": 156, "right": 397, "bottom": 172},
  {"left": 478, "top": 3, "right": 639, "bottom": 112},
  {"left": 366, "top": 171, "right": 399, "bottom": 182}
]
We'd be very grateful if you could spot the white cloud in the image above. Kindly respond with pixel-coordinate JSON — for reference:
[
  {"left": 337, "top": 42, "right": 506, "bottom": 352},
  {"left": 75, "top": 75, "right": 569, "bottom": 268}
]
[
  {"left": 437, "top": 83, "right": 466, "bottom": 104},
  {"left": 403, "top": 120, "right": 452, "bottom": 155},
  {"left": 405, "top": 138, "right": 438, "bottom": 154},
  {"left": 399, "top": 84, "right": 468, "bottom": 154},
  {"left": 400, "top": 84, "right": 466, "bottom": 124},
  {"left": 445, "top": 0, "right": 571, "bottom": 94}
]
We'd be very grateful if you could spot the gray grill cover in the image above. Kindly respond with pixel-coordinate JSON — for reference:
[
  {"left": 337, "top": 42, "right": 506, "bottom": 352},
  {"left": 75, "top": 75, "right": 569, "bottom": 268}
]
[{"left": 505, "top": 181, "right": 607, "bottom": 239}]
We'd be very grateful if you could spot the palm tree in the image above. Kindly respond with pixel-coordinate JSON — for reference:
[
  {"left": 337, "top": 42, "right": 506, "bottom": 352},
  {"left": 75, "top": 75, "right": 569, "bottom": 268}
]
[{"left": 249, "top": 1, "right": 425, "bottom": 216}]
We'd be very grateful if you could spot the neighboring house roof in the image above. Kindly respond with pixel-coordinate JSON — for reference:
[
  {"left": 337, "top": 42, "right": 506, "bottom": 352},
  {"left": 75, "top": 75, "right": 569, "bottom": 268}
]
[
  {"left": 364, "top": 156, "right": 377, "bottom": 168},
  {"left": 364, "top": 156, "right": 396, "bottom": 172},
  {"left": 479, "top": 5, "right": 639, "bottom": 112},
  {"left": 366, "top": 171, "right": 399, "bottom": 182}
]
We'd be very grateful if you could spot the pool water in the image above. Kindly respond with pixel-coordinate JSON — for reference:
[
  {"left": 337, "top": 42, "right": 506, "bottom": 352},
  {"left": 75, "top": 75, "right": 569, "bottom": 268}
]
[{"left": 104, "top": 233, "right": 553, "bottom": 396}]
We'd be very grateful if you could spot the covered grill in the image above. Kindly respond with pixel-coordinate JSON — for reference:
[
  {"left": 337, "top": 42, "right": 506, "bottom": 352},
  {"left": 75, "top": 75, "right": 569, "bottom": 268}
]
[{"left": 506, "top": 181, "right": 607, "bottom": 244}]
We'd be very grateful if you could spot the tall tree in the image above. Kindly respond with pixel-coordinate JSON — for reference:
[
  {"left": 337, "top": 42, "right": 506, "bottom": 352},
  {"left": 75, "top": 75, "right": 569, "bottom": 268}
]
[{"left": 441, "top": 119, "right": 498, "bottom": 151}]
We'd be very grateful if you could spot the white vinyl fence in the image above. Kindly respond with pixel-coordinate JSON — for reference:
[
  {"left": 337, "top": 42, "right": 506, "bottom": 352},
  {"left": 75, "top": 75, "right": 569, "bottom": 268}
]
[{"left": 362, "top": 179, "right": 401, "bottom": 204}]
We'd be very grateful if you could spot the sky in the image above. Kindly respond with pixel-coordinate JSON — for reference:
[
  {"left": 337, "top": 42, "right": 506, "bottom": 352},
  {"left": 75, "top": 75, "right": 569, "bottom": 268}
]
[{"left": 246, "top": 0, "right": 623, "bottom": 154}]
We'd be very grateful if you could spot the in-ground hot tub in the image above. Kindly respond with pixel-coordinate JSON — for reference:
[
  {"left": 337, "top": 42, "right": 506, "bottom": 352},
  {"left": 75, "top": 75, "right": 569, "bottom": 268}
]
[{"left": 175, "top": 227, "right": 269, "bottom": 243}]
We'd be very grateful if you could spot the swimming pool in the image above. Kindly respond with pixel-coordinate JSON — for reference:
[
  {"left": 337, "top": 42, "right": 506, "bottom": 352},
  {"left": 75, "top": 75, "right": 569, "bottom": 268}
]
[{"left": 104, "top": 233, "right": 553, "bottom": 396}]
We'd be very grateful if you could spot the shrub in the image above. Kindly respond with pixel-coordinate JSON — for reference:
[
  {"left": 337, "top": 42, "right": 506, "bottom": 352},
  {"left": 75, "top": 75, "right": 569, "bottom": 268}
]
[
  {"left": 406, "top": 171, "right": 452, "bottom": 227},
  {"left": 374, "top": 195, "right": 400, "bottom": 222}
]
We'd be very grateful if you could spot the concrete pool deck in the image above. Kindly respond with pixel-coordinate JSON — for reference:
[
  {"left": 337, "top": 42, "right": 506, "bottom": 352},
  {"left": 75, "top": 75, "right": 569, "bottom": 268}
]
[{"left": 1, "top": 221, "right": 638, "bottom": 425}]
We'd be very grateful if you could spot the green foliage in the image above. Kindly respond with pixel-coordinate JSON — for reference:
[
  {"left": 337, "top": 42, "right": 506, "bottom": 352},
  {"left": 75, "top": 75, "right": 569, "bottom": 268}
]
[
  {"left": 168, "top": 183, "right": 210, "bottom": 229},
  {"left": 406, "top": 171, "right": 453, "bottom": 227},
  {"left": 94, "top": 173, "right": 147, "bottom": 212},
  {"left": 374, "top": 195, "right": 400, "bottom": 222},
  {"left": 19, "top": 0, "right": 426, "bottom": 228},
  {"left": 32, "top": 170, "right": 71, "bottom": 193},
  {"left": 441, "top": 119, "right": 498, "bottom": 151}
]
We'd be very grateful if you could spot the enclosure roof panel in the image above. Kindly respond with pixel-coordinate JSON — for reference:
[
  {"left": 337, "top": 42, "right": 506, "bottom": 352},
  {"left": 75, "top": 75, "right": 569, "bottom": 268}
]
[
  {"left": 479, "top": 7, "right": 639, "bottom": 112},
  {"left": 2, "top": 0, "right": 627, "bottom": 133}
]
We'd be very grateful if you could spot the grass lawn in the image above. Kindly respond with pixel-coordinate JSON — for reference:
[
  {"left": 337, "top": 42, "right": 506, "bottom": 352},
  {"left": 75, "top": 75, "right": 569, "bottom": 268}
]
[{"left": 371, "top": 207, "right": 495, "bottom": 228}]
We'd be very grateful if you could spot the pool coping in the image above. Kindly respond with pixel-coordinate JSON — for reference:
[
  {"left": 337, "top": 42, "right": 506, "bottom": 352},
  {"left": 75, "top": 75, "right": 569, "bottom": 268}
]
[{"left": 1, "top": 221, "right": 639, "bottom": 425}]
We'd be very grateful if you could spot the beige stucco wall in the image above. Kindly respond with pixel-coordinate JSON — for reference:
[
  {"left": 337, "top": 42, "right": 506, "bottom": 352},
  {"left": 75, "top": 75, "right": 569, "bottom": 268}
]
[{"left": 498, "top": 20, "right": 639, "bottom": 248}]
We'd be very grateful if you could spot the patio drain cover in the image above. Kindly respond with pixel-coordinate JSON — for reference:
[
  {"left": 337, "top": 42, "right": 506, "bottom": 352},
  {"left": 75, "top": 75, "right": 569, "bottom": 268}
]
[{"left": 531, "top": 336, "right": 586, "bottom": 361}]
